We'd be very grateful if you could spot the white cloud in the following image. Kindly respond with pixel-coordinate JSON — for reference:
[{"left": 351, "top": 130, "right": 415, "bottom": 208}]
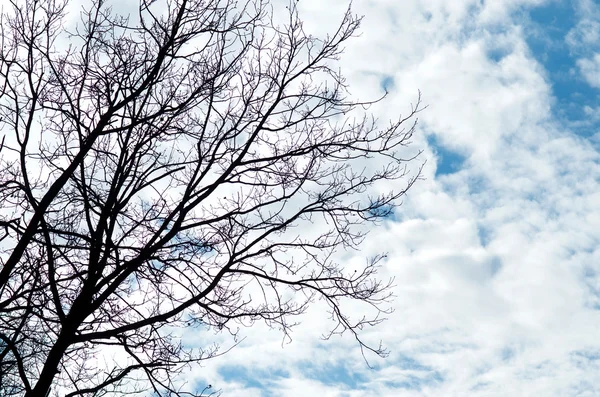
[
  {"left": 577, "top": 54, "right": 600, "bottom": 88},
  {"left": 566, "top": 19, "right": 600, "bottom": 51},
  {"left": 566, "top": 0, "right": 600, "bottom": 51},
  {"left": 568, "top": 0, "right": 600, "bottom": 90}
]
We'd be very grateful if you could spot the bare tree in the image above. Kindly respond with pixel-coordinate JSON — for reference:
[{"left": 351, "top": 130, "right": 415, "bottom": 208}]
[{"left": 0, "top": 0, "right": 423, "bottom": 395}]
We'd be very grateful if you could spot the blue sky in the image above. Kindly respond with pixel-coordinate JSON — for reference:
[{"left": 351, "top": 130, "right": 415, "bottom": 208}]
[
  {"left": 526, "top": 1, "right": 600, "bottom": 137},
  {"left": 177, "top": 1, "right": 600, "bottom": 396}
]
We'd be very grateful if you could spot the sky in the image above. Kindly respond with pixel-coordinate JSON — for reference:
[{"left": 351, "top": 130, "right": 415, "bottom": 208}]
[
  {"left": 34, "top": 0, "right": 599, "bottom": 395},
  {"left": 172, "top": 0, "right": 600, "bottom": 396},
  {"left": 3, "top": 0, "right": 600, "bottom": 394}
]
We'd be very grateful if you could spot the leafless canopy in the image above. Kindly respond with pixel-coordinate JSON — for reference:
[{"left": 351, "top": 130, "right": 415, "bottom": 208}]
[{"left": 0, "top": 0, "right": 423, "bottom": 395}]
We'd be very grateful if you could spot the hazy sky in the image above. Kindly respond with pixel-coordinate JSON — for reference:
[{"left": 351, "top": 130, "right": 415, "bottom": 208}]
[{"left": 172, "top": 0, "right": 600, "bottom": 395}]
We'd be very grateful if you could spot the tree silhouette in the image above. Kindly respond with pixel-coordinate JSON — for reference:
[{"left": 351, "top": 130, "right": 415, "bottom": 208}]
[{"left": 0, "top": 0, "right": 423, "bottom": 395}]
